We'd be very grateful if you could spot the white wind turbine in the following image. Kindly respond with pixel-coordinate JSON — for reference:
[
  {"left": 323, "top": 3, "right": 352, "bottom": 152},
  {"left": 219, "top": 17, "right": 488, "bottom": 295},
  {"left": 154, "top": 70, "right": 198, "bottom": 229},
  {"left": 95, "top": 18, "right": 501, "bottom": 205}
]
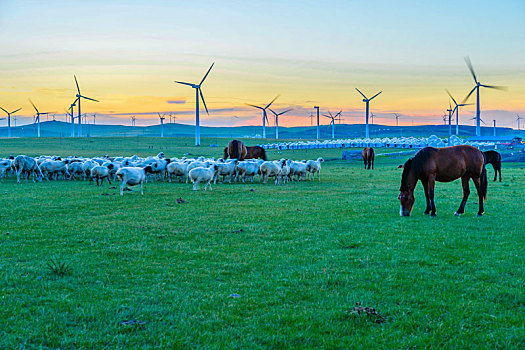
[
  {"left": 174, "top": 63, "right": 214, "bottom": 146},
  {"left": 269, "top": 108, "right": 292, "bottom": 139},
  {"left": 0, "top": 106, "right": 22, "bottom": 137},
  {"left": 247, "top": 95, "right": 280, "bottom": 139},
  {"left": 356, "top": 88, "right": 382, "bottom": 138}
]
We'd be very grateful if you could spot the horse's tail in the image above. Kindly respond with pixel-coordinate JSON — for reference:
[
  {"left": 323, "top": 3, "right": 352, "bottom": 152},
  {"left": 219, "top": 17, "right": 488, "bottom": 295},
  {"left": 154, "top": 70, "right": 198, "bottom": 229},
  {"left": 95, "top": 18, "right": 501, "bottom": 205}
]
[
  {"left": 223, "top": 147, "right": 229, "bottom": 159},
  {"left": 480, "top": 153, "right": 488, "bottom": 201},
  {"left": 260, "top": 148, "right": 267, "bottom": 161},
  {"left": 230, "top": 140, "right": 240, "bottom": 160}
]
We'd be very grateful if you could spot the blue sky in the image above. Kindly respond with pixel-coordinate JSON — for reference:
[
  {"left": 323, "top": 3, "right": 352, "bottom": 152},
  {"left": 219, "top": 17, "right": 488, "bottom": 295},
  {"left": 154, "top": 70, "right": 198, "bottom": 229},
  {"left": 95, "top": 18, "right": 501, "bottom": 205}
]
[{"left": 0, "top": 0, "right": 524, "bottom": 128}]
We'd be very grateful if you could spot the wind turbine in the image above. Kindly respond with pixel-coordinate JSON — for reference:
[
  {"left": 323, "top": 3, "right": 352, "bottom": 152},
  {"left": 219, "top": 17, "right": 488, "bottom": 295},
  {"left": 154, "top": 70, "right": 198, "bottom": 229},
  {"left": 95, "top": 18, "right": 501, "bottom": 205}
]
[
  {"left": 469, "top": 116, "right": 486, "bottom": 129},
  {"left": 370, "top": 112, "right": 375, "bottom": 125},
  {"left": 516, "top": 114, "right": 523, "bottom": 130},
  {"left": 446, "top": 89, "right": 469, "bottom": 135},
  {"left": 462, "top": 57, "right": 507, "bottom": 137},
  {"left": 29, "top": 99, "right": 50, "bottom": 137},
  {"left": 246, "top": 95, "right": 279, "bottom": 139},
  {"left": 67, "top": 102, "right": 76, "bottom": 137},
  {"left": 269, "top": 108, "right": 292, "bottom": 139},
  {"left": 356, "top": 88, "right": 382, "bottom": 138},
  {"left": 92, "top": 113, "right": 97, "bottom": 124},
  {"left": 174, "top": 63, "right": 214, "bottom": 146},
  {"left": 0, "top": 106, "right": 22, "bottom": 137},
  {"left": 158, "top": 113, "right": 165, "bottom": 137},
  {"left": 131, "top": 116, "right": 136, "bottom": 126},
  {"left": 323, "top": 111, "right": 341, "bottom": 139},
  {"left": 394, "top": 113, "right": 401, "bottom": 127},
  {"left": 73, "top": 75, "right": 99, "bottom": 137}
]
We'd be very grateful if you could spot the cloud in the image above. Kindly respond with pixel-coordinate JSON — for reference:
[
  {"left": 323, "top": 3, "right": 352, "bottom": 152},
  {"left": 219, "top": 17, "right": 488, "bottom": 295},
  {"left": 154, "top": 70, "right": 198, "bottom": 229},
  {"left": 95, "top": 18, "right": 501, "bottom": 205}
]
[{"left": 167, "top": 99, "right": 186, "bottom": 104}]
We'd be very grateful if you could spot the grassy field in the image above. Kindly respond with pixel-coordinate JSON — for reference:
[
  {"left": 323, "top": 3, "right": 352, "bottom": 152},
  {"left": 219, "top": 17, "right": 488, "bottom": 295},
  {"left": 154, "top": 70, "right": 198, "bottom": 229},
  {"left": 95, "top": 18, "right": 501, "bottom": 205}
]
[{"left": 1, "top": 138, "right": 524, "bottom": 349}]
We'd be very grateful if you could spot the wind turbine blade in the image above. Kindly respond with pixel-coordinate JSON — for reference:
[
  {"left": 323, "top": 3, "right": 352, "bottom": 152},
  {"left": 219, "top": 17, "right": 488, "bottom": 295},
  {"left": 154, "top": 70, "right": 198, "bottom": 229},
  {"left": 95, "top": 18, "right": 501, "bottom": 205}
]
[
  {"left": 480, "top": 84, "right": 508, "bottom": 91},
  {"left": 278, "top": 109, "right": 292, "bottom": 115},
  {"left": 445, "top": 89, "right": 458, "bottom": 106},
  {"left": 174, "top": 81, "right": 195, "bottom": 87},
  {"left": 329, "top": 111, "right": 333, "bottom": 118},
  {"left": 246, "top": 103, "right": 264, "bottom": 110},
  {"left": 480, "top": 119, "right": 486, "bottom": 125},
  {"left": 199, "top": 62, "right": 214, "bottom": 85},
  {"left": 0, "top": 107, "right": 8, "bottom": 114},
  {"left": 199, "top": 88, "right": 209, "bottom": 115},
  {"left": 268, "top": 108, "right": 278, "bottom": 116},
  {"left": 11, "top": 108, "right": 22, "bottom": 114},
  {"left": 464, "top": 56, "right": 478, "bottom": 83},
  {"left": 355, "top": 88, "right": 367, "bottom": 99},
  {"left": 74, "top": 75, "right": 81, "bottom": 94},
  {"left": 265, "top": 95, "right": 280, "bottom": 109},
  {"left": 462, "top": 86, "right": 477, "bottom": 103},
  {"left": 369, "top": 91, "right": 382, "bottom": 100},
  {"left": 80, "top": 95, "right": 99, "bottom": 102},
  {"left": 29, "top": 99, "right": 39, "bottom": 113}
]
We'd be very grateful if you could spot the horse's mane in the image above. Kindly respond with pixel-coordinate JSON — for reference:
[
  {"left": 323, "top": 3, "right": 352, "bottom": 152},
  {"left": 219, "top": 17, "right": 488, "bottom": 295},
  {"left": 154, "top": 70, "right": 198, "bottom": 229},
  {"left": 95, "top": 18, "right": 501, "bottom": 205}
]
[{"left": 400, "top": 147, "right": 438, "bottom": 191}]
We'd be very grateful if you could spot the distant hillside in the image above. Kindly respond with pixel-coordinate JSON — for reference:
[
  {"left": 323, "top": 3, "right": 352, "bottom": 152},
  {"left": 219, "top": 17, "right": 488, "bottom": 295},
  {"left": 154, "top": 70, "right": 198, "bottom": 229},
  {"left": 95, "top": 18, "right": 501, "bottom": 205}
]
[{"left": 0, "top": 120, "right": 522, "bottom": 139}]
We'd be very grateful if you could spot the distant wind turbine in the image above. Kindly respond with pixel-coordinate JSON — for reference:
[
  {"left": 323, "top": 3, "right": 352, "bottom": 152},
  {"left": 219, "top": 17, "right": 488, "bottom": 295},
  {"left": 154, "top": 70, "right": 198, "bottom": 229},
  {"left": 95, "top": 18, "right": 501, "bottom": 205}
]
[
  {"left": 269, "top": 108, "right": 292, "bottom": 139},
  {"left": 323, "top": 111, "right": 342, "bottom": 139},
  {"left": 394, "top": 113, "right": 401, "bottom": 127},
  {"left": 131, "top": 116, "right": 136, "bottom": 126},
  {"left": 370, "top": 112, "right": 375, "bottom": 125},
  {"left": 516, "top": 114, "right": 523, "bottom": 130},
  {"left": 29, "top": 99, "right": 50, "bottom": 137},
  {"left": 73, "top": 75, "right": 99, "bottom": 137},
  {"left": 174, "top": 63, "right": 214, "bottom": 146},
  {"left": 92, "top": 113, "right": 97, "bottom": 124},
  {"left": 446, "top": 89, "right": 469, "bottom": 136},
  {"left": 246, "top": 95, "right": 279, "bottom": 139},
  {"left": 356, "top": 88, "right": 382, "bottom": 138},
  {"left": 462, "top": 57, "right": 507, "bottom": 137},
  {"left": 158, "top": 113, "right": 165, "bottom": 137},
  {"left": 446, "top": 101, "right": 454, "bottom": 137},
  {"left": 0, "top": 106, "right": 22, "bottom": 137}
]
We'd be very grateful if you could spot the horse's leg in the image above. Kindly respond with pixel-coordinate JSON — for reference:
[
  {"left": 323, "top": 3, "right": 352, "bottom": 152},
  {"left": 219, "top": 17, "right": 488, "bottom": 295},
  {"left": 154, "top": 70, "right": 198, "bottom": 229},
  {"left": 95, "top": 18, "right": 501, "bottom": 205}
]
[
  {"left": 422, "top": 181, "right": 431, "bottom": 215},
  {"left": 497, "top": 164, "right": 502, "bottom": 182},
  {"left": 363, "top": 158, "right": 367, "bottom": 169},
  {"left": 428, "top": 176, "right": 437, "bottom": 217},
  {"left": 372, "top": 158, "right": 374, "bottom": 170},
  {"left": 472, "top": 177, "right": 485, "bottom": 217},
  {"left": 455, "top": 175, "right": 470, "bottom": 216},
  {"left": 492, "top": 165, "right": 497, "bottom": 182}
]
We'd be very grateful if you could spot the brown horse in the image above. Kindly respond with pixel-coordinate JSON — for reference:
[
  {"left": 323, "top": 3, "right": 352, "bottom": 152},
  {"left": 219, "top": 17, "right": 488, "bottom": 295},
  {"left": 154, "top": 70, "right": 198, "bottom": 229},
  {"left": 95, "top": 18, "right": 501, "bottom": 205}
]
[
  {"left": 362, "top": 147, "right": 375, "bottom": 169},
  {"left": 483, "top": 150, "right": 502, "bottom": 182},
  {"left": 225, "top": 140, "right": 248, "bottom": 160},
  {"left": 224, "top": 140, "right": 267, "bottom": 161},
  {"left": 398, "top": 145, "right": 487, "bottom": 217}
]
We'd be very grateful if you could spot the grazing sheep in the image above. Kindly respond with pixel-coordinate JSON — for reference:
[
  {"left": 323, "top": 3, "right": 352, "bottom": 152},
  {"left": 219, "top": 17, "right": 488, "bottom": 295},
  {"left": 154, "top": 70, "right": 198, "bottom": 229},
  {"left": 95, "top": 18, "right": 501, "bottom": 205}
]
[
  {"left": 277, "top": 159, "right": 292, "bottom": 184},
  {"left": 82, "top": 159, "right": 98, "bottom": 180},
  {"left": 13, "top": 155, "right": 43, "bottom": 183},
  {"left": 91, "top": 165, "right": 114, "bottom": 185},
  {"left": 115, "top": 166, "right": 149, "bottom": 195},
  {"left": 214, "top": 159, "right": 238, "bottom": 184},
  {"left": 189, "top": 164, "right": 217, "bottom": 191},
  {"left": 235, "top": 160, "right": 262, "bottom": 182},
  {"left": 40, "top": 160, "right": 70, "bottom": 180},
  {"left": 167, "top": 161, "right": 189, "bottom": 183},
  {"left": 306, "top": 157, "right": 324, "bottom": 181},
  {"left": 260, "top": 159, "right": 286, "bottom": 184},
  {"left": 0, "top": 159, "right": 12, "bottom": 182},
  {"left": 289, "top": 160, "right": 308, "bottom": 181}
]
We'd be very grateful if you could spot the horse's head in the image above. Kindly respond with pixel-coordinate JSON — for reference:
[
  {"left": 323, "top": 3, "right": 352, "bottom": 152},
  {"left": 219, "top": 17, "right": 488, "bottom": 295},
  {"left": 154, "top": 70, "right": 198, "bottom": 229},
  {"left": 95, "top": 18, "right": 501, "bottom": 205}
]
[{"left": 398, "top": 158, "right": 414, "bottom": 216}]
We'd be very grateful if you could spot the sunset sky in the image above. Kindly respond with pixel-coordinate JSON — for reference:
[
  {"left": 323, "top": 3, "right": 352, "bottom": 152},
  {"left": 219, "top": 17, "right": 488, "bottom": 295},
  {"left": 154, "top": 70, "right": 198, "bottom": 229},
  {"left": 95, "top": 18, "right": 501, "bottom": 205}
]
[{"left": 0, "top": 0, "right": 524, "bottom": 129}]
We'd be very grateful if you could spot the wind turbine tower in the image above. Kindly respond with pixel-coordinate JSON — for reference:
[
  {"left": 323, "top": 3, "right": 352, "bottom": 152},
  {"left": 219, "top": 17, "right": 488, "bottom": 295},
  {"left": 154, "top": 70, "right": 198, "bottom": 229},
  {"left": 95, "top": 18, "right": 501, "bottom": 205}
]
[
  {"left": 314, "top": 106, "right": 320, "bottom": 139},
  {"left": 131, "top": 116, "right": 136, "bottom": 126},
  {"left": 356, "top": 88, "right": 382, "bottom": 139},
  {"left": 0, "top": 106, "right": 21, "bottom": 137},
  {"left": 462, "top": 57, "right": 506, "bottom": 137},
  {"left": 158, "top": 113, "right": 166, "bottom": 138},
  {"left": 246, "top": 95, "right": 279, "bottom": 139},
  {"left": 517, "top": 115, "right": 523, "bottom": 130},
  {"left": 174, "top": 63, "right": 214, "bottom": 146},
  {"left": 446, "top": 89, "right": 469, "bottom": 136}
]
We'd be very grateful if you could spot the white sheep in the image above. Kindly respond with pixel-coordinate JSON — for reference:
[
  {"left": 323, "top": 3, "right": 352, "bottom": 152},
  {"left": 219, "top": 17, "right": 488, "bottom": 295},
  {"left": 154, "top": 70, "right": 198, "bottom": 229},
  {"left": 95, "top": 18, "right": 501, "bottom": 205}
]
[
  {"left": 214, "top": 159, "right": 238, "bottom": 184},
  {"left": 259, "top": 159, "right": 286, "bottom": 184},
  {"left": 115, "top": 166, "right": 148, "bottom": 195},
  {"left": 13, "top": 155, "right": 43, "bottom": 183},
  {"left": 289, "top": 160, "right": 308, "bottom": 181},
  {"left": 306, "top": 157, "right": 324, "bottom": 181},
  {"left": 188, "top": 164, "right": 217, "bottom": 191},
  {"left": 91, "top": 165, "right": 113, "bottom": 185}
]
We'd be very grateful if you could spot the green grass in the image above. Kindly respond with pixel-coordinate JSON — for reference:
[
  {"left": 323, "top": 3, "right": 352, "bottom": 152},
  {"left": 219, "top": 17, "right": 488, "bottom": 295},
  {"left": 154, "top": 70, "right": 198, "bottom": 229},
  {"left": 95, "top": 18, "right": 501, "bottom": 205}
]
[{"left": 1, "top": 138, "right": 524, "bottom": 349}]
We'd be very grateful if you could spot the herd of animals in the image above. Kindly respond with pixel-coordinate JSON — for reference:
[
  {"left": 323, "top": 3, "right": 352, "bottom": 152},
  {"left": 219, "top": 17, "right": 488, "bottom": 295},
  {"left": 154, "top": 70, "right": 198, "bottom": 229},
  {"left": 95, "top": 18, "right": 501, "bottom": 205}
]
[
  {"left": 0, "top": 140, "right": 324, "bottom": 195},
  {"left": 0, "top": 139, "right": 505, "bottom": 217}
]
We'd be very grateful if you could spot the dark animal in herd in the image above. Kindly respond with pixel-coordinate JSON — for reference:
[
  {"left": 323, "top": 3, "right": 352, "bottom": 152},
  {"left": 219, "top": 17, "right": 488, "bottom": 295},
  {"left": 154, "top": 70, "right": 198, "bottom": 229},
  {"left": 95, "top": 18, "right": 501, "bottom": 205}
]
[
  {"left": 362, "top": 147, "right": 375, "bottom": 169},
  {"left": 483, "top": 150, "right": 502, "bottom": 182},
  {"left": 224, "top": 140, "right": 267, "bottom": 161},
  {"left": 398, "top": 145, "right": 487, "bottom": 217}
]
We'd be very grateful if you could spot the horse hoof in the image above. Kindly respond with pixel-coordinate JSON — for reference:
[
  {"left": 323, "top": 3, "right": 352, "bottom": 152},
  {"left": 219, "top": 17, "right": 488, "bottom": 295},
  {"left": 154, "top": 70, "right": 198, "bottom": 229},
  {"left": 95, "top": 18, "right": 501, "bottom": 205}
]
[
  {"left": 430, "top": 214, "right": 437, "bottom": 218},
  {"left": 476, "top": 213, "right": 483, "bottom": 217},
  {"left": 454, "top": 212, "right": 462, "bottom": 216}
]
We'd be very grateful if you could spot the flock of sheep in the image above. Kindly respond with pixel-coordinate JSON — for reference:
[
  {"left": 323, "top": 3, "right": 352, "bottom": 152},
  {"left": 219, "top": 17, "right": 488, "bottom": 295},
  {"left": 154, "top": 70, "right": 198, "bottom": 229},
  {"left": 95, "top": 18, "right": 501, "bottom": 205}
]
[{"left": 0, "top": 153, "right": 324, "bottom": 194}]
